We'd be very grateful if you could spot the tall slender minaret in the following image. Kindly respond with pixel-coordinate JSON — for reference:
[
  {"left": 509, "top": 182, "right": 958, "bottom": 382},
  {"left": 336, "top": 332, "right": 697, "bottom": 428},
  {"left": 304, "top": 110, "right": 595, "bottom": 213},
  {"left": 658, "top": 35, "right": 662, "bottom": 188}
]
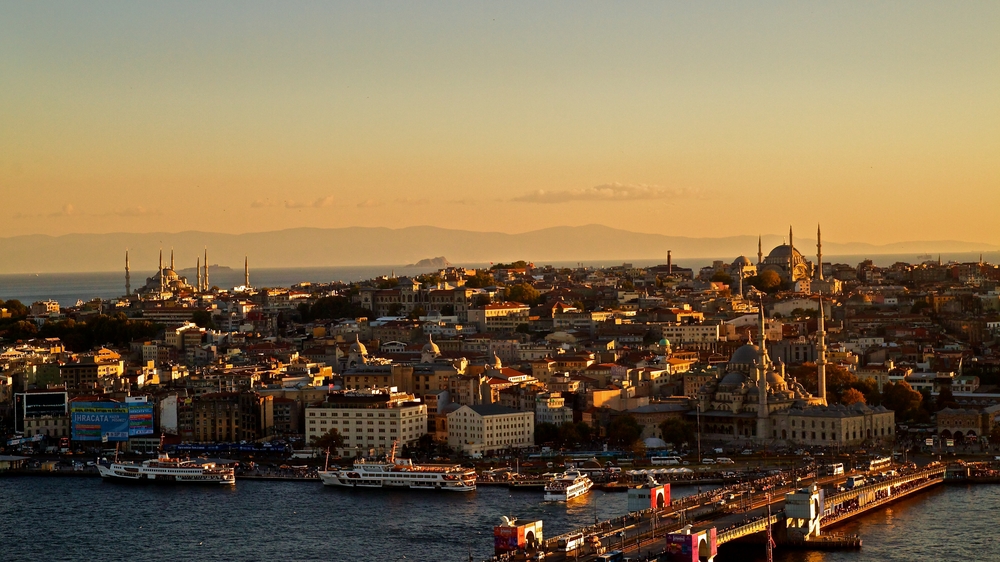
[
  {"left": 756, "top": 302, "right": 770, "bottom": 442},
  {"left": 170, "top": 248, "right": 175, "bottom": 271},
  {"left": 788, "top": 225, "right": 794, "bottom": 272},
  {"left": 204, "top": 248, "right": 209, "bottom": 291},
  {"left": 158, "top": 248, "right": 164, "bottom": 292},
  {"left": 667, "top": 250, "right": 672, "bottom": 275},
  {"left": 125, "top": 250, "right": 131, "bottom": 296},
  {"left": 816, "top": 224, "right": 824, "bottom": 280},
  {"left": 244, "top": 256, "right": 250, "bottom": 288},
  {"left": 196, "top": 257, "right": 201, "bottom": 292},
  {"left": 757, "top": 235, "right": 763, "bottom": 265},
  {"left": 738, "top": 270, "right": 744, "bottom": 297},
  {"left": 816, "top": 293, "right": 828, "bottom": 405}
]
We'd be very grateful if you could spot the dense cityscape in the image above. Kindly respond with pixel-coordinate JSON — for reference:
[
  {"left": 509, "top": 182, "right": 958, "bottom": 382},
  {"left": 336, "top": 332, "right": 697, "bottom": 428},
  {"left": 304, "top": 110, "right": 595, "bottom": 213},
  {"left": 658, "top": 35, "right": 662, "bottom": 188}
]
[{"left": 4, "top": 230, "right": 1000, "bottom": 559}]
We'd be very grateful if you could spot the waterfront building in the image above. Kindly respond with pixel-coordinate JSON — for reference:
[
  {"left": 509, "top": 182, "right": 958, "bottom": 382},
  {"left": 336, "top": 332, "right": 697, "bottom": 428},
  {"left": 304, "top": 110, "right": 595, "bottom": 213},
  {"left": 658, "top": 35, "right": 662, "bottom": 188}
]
[
  {"left": 446, "top": 404, "right": 534, "bottom": 456},
  {"left": 305, "top": 390, "right": 427, "bottom": 457},
  {"left": 59, "top": 349, "right": 124, "bottom": 393}
]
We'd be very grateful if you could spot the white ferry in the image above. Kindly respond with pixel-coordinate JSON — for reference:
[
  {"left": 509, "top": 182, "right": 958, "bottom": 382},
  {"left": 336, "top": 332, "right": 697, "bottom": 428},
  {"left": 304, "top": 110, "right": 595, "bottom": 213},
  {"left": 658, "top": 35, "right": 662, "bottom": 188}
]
[
  {"left": 97, "top": 453, "right": 236, "bottom": 485},
  {"left": 318, "top": 443, "right": 476, "bottom": 492},
  {"left": 543, "top": 469, "right": 593, "bottom": 501}
]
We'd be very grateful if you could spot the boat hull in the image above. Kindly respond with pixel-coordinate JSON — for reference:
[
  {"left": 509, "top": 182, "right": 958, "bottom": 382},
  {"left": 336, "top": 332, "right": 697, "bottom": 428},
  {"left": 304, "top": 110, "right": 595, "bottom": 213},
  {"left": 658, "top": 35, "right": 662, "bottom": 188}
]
[
  {"left": 97, "top": 464, "right": 235, "bottom": 485},
  {"left": 318, "top": 471, "right": 475, "bottom": 492}
]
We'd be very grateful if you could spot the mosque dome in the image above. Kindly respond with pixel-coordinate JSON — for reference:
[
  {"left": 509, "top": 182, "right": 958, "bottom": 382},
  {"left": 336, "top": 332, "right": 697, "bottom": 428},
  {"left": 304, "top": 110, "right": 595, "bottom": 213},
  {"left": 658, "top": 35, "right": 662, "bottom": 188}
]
[
  {"left": 732, "top": 256, "right": 752, "bottom": 267},
  {"left": 422, "top": 336, "right": 441, "bottom": 355},
  {"left": 719, "top": 372, "right": 747, "bottom": 388},
  {"left": 728, "top": 344, "right": 759, "bottom": 368},
  {"left": 766, "top": 244, "right": 806, "bottom": 265},
  {"left": 766, "top": 370, "right": 786, "bottom": 389},
  {"left": 162, "top": 268, "right": 179, "bottom": 281},
  {"left": 349, "top": 335, "right": 368, "bottom": 355}
]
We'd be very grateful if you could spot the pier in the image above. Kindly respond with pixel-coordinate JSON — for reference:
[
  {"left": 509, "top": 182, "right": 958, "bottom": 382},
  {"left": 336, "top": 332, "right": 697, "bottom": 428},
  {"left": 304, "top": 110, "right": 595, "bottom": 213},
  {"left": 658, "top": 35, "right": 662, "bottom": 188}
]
[{"left": 488, "top": 463, "right": 947, "bottom": 561}]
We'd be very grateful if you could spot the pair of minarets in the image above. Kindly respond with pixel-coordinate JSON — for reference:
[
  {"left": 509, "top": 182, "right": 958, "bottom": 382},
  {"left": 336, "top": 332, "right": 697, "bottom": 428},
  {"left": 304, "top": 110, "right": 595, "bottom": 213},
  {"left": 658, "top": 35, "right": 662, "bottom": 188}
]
[{"left": 754, "top": 224, "right": 824, "bottom": 281}]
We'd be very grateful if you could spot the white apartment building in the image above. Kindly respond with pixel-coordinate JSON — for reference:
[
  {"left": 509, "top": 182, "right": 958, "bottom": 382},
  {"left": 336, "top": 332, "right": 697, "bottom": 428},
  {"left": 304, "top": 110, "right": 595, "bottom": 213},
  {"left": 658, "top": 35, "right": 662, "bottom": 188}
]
[
  {"left": 305, "top": 391, "right": 427, "bottom": 457},
  {"left": 535, "top": 392, "right": 573, "bottom": 426},
  {"left": 447, "top": 404, "right": 534, "bottom": 456}
]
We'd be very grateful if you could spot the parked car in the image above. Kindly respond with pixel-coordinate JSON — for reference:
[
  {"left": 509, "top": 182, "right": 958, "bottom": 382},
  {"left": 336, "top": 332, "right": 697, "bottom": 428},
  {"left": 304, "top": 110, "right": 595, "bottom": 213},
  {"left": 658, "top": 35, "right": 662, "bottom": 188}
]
[{"left": 701, "top": 458, "right": 716, "bottom": 465}]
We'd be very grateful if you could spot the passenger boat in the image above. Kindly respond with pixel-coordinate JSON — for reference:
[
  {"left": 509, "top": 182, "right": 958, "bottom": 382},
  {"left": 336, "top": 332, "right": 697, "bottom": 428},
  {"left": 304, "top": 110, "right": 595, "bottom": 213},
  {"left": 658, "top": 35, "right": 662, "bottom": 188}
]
[
  {"left": 318, "top": 442, "right": 476, "bottom": 492},
  {"left": 97, "top": 453, "right": 236, "bottom": 485},
  {"left": 544, "top": 469, "right": 594, "bottom": 501}
]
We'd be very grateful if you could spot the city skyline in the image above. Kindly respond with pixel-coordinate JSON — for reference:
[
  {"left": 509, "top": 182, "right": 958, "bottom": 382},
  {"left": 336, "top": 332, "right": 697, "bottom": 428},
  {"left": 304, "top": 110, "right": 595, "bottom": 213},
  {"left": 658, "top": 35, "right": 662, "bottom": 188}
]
[{"left": 2, "top": 2, "right": 998, "bottom": 244}]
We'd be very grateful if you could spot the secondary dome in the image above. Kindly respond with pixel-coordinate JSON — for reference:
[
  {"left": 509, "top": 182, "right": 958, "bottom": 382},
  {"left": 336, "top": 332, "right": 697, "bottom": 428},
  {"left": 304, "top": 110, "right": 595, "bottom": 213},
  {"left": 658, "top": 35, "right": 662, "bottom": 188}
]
[{"left": 728, "top": 344, "right": 759, "bottom": 367}]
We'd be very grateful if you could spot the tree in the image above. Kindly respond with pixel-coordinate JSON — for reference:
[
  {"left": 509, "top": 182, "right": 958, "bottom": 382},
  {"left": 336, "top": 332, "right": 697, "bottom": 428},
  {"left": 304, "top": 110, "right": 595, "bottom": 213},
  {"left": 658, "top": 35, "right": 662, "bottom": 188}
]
[
  {"left": 191, "top": 310, "right": 216, "bottom": 330},
  {"left": 505, "top": 283, "right": 540, "bottom": 305},
  {"left": 989, "top": 425, "right": 1000, "bottom": 446},
  {"left": 607, "top": 415, "right": 643, "bottom": 449},
  {"left": 311, "top": 428, "right": 345, "bottom": 451},
  {"left": 465, "top": 271, "right": 495, "bottom": 288},
  {"left": 658, "top": 418, "right": 695, "bottom": 446},
  {"left": 440, "top": 304, "right": 455, "bottom": 316},
  {"left": 710, "top": 272, "right": 733, "bottom": 284},
  {"left": 840, "top": 388, "right": 867, "bottom": 406},
  {"left": 535, "top": 423, "right": 560, "bottom": 445},
  {"left": 387, "top": 303, "right": 404, "bottom": 316},
  {"left": 752, "top": 270, "right": 782, "bottom": 292},
  {"left": 1, "top": 299, "right": 28, "bottom": 317},
  {"left": 882, "top": 381, "right": 925, "bottom": 421},
  {"left": 407, "top": 306, "right": 426, "bottom": 320}
]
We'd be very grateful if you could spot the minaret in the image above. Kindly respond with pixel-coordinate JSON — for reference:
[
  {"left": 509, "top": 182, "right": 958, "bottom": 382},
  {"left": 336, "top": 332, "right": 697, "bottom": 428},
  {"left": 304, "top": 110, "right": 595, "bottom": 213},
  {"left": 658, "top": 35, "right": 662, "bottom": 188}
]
[
  {"left": 667, "top": 250, "right": 672, "bottom": 275},
  {"left": 196, "top": 257, "right": 201, "bottom": 292},
  {"left": 244, "top": 256, "right": 250, "bottom": 288},
  {"left": 816, "top": 224, "right": 824, "bottom": 281},
  {"left": 125, "top": 250, "right": 131, "bottom": 296},
  {"left": 756, "top": 302, "right": 770, "bottom": 442},
  {"left": 757, "top": 235, "right": 763, "bottom": 265},
  {"left": 204, "top": 248, "right": 209, "bottom": 291},
  {"left": 738, "top": 270, "right": 744, "bottom": 297},
  {"left": 788, "top": 225, "right": 794, "bottom": 272},
  {"left": 816, "top": 293, "right": 828, "bottom": 406},
  {"left": 158, "top": 249, "right": 164, "bottom": 292},
  {"left": 170, "top": 248, "right": 175, "bottom": 271}
]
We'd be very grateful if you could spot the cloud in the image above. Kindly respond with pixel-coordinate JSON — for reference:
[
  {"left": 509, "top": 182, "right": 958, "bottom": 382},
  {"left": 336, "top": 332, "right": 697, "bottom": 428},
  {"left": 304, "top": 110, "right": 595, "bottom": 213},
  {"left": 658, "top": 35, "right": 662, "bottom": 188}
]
[
  {"left": 511, "top": 182, "right": 704, "bottom": 204},
  {"left": 111, "top": 206, "right": 162, "bottom": 217},
  {"left": 252, "top": 196, "right": 335, "bottom": 209},
  {"left": 357, "top": 199, "right": 385, "bottom": 208},
  {"left": 395, "top": 198, "right": 429, "bottom": 206},
  {"left": 13, "top": 204, "right": 79, "bottom": 219}
]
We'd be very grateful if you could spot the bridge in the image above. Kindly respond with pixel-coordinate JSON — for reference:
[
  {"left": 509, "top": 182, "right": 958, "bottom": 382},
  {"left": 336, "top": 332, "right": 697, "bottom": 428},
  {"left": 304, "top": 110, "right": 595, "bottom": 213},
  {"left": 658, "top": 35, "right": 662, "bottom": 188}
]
[{"left": 488, "top": 463, "right": 946, "bottom": 562}]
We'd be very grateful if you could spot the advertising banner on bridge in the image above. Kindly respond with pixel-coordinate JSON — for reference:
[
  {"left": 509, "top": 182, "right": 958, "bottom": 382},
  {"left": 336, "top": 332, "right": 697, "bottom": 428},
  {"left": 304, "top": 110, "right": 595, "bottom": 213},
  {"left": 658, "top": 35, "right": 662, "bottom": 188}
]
[{"left": 71, "top": 402, "right": 129, "bottom": 442}]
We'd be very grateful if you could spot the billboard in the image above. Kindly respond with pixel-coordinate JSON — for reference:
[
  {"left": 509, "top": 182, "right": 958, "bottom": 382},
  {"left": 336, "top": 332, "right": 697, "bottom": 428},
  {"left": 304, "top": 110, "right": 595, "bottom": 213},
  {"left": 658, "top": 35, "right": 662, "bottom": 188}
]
[
  {"left": 128, "top": 402, "right": 154, "bottom": 437},
  {"left": 71, "top": 402, "right": 129, "bottom": 442}
]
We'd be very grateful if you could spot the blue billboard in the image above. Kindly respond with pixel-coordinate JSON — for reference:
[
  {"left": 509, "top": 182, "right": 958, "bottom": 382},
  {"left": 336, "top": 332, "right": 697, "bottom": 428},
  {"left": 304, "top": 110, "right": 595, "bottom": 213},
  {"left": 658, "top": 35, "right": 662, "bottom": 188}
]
[
  {"left": 71, "top": 402, "right": 129, "bottom": 442},
  {"left": 128, "top": 403, "right": 155, "bottom": 437}
]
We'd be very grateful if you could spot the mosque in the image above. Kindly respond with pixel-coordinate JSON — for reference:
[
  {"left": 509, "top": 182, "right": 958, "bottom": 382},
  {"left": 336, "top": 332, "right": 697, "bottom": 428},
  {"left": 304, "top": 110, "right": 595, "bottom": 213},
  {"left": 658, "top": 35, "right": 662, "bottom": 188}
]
[
  {"left": 694, "top": 298, "right": 894, "bottom": 447},
  {"left": 727, "top": 224, "right": 841, "bottom": 294},
  {"left": 126, "top": 248, "right": 250, "bottom": 297}
]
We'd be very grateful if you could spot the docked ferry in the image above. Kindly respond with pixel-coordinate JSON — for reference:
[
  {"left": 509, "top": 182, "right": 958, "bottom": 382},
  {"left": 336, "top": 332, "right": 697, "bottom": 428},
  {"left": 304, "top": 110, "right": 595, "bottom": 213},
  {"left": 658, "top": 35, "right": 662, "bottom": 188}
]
[
  {"left": 317, "top": 444, "right": 476, "bottom": 492},
  {"left": 97, "top": 453, "right": 236, "bottom": 485},
  {"left": 544, "top": 470, "right": 594, "bottom": 501}
]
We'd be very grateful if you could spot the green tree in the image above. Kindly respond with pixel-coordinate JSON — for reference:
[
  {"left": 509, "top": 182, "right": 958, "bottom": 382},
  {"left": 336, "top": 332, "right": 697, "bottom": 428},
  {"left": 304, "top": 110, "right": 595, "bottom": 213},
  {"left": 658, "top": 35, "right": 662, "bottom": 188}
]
[
  {"left": 311, "top": 428, "right": 345, "bottom": 451},
  {"left": 607, "top": 415, "right": 643, "bottom": 449},
  {"left": 751, "top": 270, "right": 782, "bottom": 292},
  {"left": 465, "top": 271, "right": 495, "bottom": 288},
  {"left": 505, "top": 283, "right": 540, "bottom": 305},
  {"left": 710, "top": 272, "right": 733, "bottom": 284},
  {"left": 1, "top": 299, "right": 28, "bottom": 317},
  {"left": 658, "top": 418, "right": 695, "bottom": 446},
  {"left": 191, "top": 310, "right": 216, "bottom": 330}
]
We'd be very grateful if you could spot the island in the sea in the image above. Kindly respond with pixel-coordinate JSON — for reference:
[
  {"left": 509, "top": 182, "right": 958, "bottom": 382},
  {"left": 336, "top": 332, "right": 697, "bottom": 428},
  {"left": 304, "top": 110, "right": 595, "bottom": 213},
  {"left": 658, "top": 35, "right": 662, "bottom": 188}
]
[{"left": 405, "top": 256, "right": 450, "bottom": 268}]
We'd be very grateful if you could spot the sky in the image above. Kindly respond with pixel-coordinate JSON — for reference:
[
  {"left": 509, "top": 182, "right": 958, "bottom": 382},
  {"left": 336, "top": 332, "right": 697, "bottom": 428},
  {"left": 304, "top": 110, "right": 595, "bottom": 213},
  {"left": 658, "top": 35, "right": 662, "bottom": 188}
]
[{"left": 1, "top": 1, "right": 998, "bottom": 245}]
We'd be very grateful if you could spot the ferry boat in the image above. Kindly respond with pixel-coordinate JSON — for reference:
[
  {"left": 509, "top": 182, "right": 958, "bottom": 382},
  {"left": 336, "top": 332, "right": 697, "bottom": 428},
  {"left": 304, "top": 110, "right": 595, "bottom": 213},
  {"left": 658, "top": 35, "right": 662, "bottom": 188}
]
[
  {"left": 318, "top": 442, "right": 476, "bottom": 492},
  {"left": 97, "top": 453, "right": 236, "bottom": 485},
  {"left": 543, "top": 469, "right": 593, "bottom": 501}
]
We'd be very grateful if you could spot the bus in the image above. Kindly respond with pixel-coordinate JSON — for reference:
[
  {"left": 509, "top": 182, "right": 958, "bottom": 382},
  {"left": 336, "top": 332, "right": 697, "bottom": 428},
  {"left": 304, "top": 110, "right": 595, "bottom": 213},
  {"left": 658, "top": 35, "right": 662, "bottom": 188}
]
[
  {"left": 650, "top": 456, "right": 682, "bottom": 466},
  {"left": 826, "top": 463, "right": 844, "bottom": 476},
  {"left": 844, "top": 475, "right": 866, "bottom": 489},
  {"left": 557, "top": 533, "right": 586, "bottom": 552},
  {"left": 866, "top": 457, "right": 892, "bottom": 473}
]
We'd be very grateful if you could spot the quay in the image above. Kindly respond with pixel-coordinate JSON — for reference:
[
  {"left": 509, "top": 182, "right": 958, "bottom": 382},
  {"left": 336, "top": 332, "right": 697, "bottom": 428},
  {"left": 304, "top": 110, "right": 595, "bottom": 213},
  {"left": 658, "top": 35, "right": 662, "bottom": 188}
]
[{"left": 487, "top": 463, "right": 948, "bottom": 562}]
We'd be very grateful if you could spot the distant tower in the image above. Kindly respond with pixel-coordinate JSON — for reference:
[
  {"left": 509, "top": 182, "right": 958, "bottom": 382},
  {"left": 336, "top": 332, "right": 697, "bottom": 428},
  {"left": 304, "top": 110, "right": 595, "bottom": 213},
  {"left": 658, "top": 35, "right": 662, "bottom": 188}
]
[
  {"left": 158, "top": 248, "right": 164, "bottom": 293},
  {"left": 816, "top": 223, "right": 824, "bottom": 281},
  {"left": 816, "top": 293, "right": 828, "bottom": 406},
  {"left": 170, "top": 248, "right": 175, "bottom": 271},
  {"left": 204, "top": 248, "right": 209, "bottom": 291},
  {"left": 788, "top": 225, "right": 794, "bottom": 272},
  {"left": 196, "top": 257, "right": 201, "bottom": 292},
  {"left": 756, "top": 303, "right": 770, "bottom": 442},
  {"left": 125, "top": 250, "right": 131, "bottom": 296},
  {"left": 667, "top": 250, "right": 673, "bottom": 275},
  {"left": 738, "top": 269, "right": 744, "bottom": 297},
  {"left": 244, "top": 256, "right": 250, "bottom": 288},
  {"left": 757, "top": 235, "right": 763, "bottom": 265}
]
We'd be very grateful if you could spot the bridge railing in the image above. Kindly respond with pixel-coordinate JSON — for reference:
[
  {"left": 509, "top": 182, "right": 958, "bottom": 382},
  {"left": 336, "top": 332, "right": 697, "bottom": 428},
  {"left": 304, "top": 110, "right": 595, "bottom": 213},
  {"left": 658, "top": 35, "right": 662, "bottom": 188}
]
[
  {"left": 716, "top": 513, "right": 779, "bottom": 545},
  {"left": 824, "top": 465, "right": 944, "bottom": 507}
]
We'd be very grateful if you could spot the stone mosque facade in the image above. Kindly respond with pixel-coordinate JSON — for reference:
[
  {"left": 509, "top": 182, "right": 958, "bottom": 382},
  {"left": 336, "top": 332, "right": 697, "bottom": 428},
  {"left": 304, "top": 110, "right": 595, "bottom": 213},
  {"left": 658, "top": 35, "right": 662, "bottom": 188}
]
[{"left": 693, "top": 300, "right": 894, "bottom": 447}]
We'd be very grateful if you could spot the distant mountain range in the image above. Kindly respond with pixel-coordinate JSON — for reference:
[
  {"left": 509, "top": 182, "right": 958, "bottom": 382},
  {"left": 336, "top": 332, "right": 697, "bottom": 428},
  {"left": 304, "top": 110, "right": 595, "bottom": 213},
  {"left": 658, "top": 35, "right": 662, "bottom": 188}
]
[{"left": 0, "top": 225, "right": 997, "bottom": 274}]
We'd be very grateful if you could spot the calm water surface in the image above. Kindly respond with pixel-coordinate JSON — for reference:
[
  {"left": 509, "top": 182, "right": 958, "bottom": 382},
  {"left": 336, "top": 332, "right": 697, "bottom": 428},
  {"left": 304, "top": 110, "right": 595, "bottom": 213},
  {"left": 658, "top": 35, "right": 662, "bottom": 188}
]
[{"left": 1, "top": 478, "right": 997, "bottom": 562}]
